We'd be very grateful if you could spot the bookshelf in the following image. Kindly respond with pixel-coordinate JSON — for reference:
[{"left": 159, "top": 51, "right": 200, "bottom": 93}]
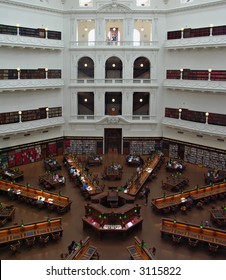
[
  {"left": 0, "top": 69, "right": 61, "bottom": 80},
  {"left": 64, "top": 138, "right": 97, "bottom": 155},
  {"left": 164, "top": 139, "right": 226, "bottom": 171},
  {"left": 0, "top": 107, "right": 62, "bottom": 125},
  {"left": 0, "top": 24, "right": 61, "bottom": 40},
  {"left": 169, "top": 144, "right": 178, "bottom": 158},
  {"left": 167, "top": 24, "right": 226, "bottom": 40},
  {"left": 165, "top": 107, "right": 226, "bottom": 126}
]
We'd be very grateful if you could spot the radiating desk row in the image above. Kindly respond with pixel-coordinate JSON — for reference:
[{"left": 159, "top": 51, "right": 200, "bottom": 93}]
[
  {"left": 151, "top": 182, "right": 226, "bottom": 214},
  {"left": 125, "top": 152, "right": 164, "bottom": 196},
  {"left": 0, "top": 217, "right": 63, "bottom": 246},
  {"left": 161, "top": 218, "right": 226, "bottom": 250},
  {"left": 0, "top": 179, "right": 72, "bottom": 213}
]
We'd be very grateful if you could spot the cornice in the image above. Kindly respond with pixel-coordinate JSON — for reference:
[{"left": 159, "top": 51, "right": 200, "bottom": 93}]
[
  {"left": 0, "top": 0, "right": 63, "bottom": 14},
  {"left": 1, "top": 0, "right": 225, "bottom": 16}
]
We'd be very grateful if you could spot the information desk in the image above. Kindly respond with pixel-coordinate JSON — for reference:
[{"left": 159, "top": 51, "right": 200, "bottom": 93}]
[
  {"left": 152, "top": 182, "right": 226, "bottom": 214},
  {"left": 210, "top": 208, "right": 226, "bottom": 227},
  {"left": 0, "top": 205, "right": 15, "bottom": 221},
  {"left": 161, "top": 218, "right": 226, "bottom": 250},
  {"left": 125, "top": 152, "right": 164, "bottom": 196},
  {"left": 64, "top": 155, "right": 102, "bottom": 196},
  {"left": 0, "top": 168, "right": 24, "bottom": 182},
  {"left": 0, "top": 179, "right": 72, "bottom": 213},
  {"left": 91, "top": 191, "right": 135, "bottom": 205},
  {"left": 66, "top": 236, "right": 99, "bottom": 260},
  {"left": 126, "top": 155, "right": 143, "bottom": 167},
  {"left": 127, "top": 236, "right": 157, "bottom": 260},
  {"left": 44, "top": 158, "right": 61, "bottom": 172},
  {"left": 0, "top": 217, "right": 63, "bottom": 246},
  {"left": 162, "top": 175, "right": 189, "bottom": 191},
  {"left": 39, "top": 174, "right": 65, "bottom": 189},
  {"left": 82, "top": 203, "right": 143, "bottom": 237}
]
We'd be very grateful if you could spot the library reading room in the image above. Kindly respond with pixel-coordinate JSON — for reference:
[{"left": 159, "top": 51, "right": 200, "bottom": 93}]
[{"left": 0, "top": 0, "right": 226, "bottom": 261}]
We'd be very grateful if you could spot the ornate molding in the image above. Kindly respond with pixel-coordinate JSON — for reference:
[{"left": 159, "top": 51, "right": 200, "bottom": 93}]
[
  {"left": 165, "top": 35, "right": 226, "bottom": 50},
  {"left": 0, "top": 34, "right": 64, "bottom": 50},
  {"left": 163, "top": 79, "right": 226, "bottom": 93},
  {"left": 0, "top": 117, "right": 65, "bottom": 136},
  {"left": 97, "top": 2, "right": 132, "bottom": 13},
  {"left": 0, "top": 79, "right": 64, "bottom": 92},
  {"left": 162, "top": 117, "right": 226, "bottom": 137}
]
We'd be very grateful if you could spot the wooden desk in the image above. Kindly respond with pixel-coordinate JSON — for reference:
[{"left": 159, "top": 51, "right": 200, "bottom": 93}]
[
  {"left": 127, "top": 236, "right": 157, "bottom": 260},
  {"left": 205, "top": 170, "right": 226, "bottom": 184},
  {"left": 0, "top": 169, "right": 24, "bottom": 182},
  {"left": 66, "top": 236, "right": 99, "bottom": 260},
  {"left": 163, "top": 176, "right": 189, "bottom": 191},
  {"left": 0, "top": 179, "right": 72, "bottom": 213},
  {"left": 165, "top": 159, "right": 185, "bottom": 172},
  {"left": 103, "top": 165, "right": 122, "bottom": 181},
  {"left": 91, "top": 191, "right": 135, "bottom": 205},
  {"left": 210, "top": 208, "right": 226, "bottom": 227},
  {"left": 0, "top": 217, "right": 63, "bottom": 246},
  {"left": 87, "top": 156, "right": 102, "bottom": 167},
  {"left": 64, "top": 155, "right": 102, "bottom": 196},
  {"left": 0, "top": 205, "right": 15, "bottom": 221},
  {"left": 126, "top": 155, "right": 143, "bottom": 167},
  {"left": 44, "top": 158, "right": 61, "bottom": 172},
  {"left": 126, "top": 152, "right": 164, "bottom": 196},
  {"left": 152, "top": 182, "right": 226, "bottom": 214},
  {"left": 39, "top": 174, "right": 65, "bottom": 189},
  {"left": 161, "top": 218, "right": 226, "bottom": 250}
]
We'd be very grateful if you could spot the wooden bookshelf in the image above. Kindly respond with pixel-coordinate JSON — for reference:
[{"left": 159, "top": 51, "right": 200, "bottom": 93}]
[
  {"left": 167, "top": 24, "right": 226, "bottom": 40},
  {"left": 0, "top": 23, "right": 61, "bottom": 40}
]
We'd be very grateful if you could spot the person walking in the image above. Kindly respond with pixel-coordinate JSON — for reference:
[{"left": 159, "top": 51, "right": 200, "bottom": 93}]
[{"left": 144, "top": 185, "right": 150, "bottom": 206}]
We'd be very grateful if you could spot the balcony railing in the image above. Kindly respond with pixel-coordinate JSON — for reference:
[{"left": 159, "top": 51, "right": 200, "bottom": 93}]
[
  {"left": 163, "top": 79, "right": 226, "bottom": 93},
  {"left": 70, "top": 78, "right": 157, "bottom": 87},
  {"left": 70, "top": 40, "right": 159, "bottom": 49},
  {"left": 69, "top": 115, "right": 157, "bottom": 123},
  {"left": 0, "top": 117, "right": 65, "bottom": 136},
  {"left": 162, "top": 117, "right": 226, "bottom": 138},
  {"left": 0, "top": 78, "right": 64, "bottom": 92}
]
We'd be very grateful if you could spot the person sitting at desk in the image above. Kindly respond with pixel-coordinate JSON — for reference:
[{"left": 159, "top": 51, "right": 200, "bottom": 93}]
[
  {"left": 36, "top": 197, "right": 44, "bottom": 205},
  {"left": 58, "top": 175, "right": 65, "bottom": 184},
  {"left": 82, "top": 182, "right": 88, "bottom": 191},
  {"left": 8, "top": 187, "right": 15, "bottom": 200},
  {"left": 53, "top": 173, "right": 59, "bottom": 181}
]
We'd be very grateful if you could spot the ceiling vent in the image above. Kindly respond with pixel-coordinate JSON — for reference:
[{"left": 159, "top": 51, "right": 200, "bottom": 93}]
[
  {"left": 196, "top": 134, "right": 203, "bottom": 138},
  {"left": 3, "top": 136, "right": 10, "bottom": 140},
  {"left": 177, "top": 131, "right": 184, "bottom": 134}
]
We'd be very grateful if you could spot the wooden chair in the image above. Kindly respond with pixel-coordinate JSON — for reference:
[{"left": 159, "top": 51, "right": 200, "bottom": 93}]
[
  {"left": 208, "top": 243, "right": 219, "bottom": 253},
  {"left": 172, "top": 235, "right": 181, "bottom": 243},
  {"left": 25, "top": 237, "right": 36, "bottom": 248},
  {"left": 47, "top": 203, "right": 55, "bottom": 211},
  {"left": 39, "top": 235, "right": 50, "bottom": 246},
  {"left": 51, "top": 232, "right": 61, "bottom": 241},
  {"left": 188, "top": 238, "right": 198, "bottom": 247},
  {"left": 10, "top": 241, "right": 21, "bottom": 255},
  {"left": 0, "top": 218, "right": 8, "bottom": 227}
]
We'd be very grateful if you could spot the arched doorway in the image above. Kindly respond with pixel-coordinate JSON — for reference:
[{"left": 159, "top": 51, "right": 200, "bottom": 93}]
[{"left": 104, "top": 128, "right": 122, "bottom": 154}]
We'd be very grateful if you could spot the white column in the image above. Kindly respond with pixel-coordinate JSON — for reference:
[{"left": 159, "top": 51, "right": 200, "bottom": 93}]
[
  {"left": 71, "top": 18, "right": 76, "bottom": 42},
  {"left": 149, "top": 91, "right": 156, "bottom": 117},
  {"left": 94, "top": 91, "right": 104, "bottom": 116}
]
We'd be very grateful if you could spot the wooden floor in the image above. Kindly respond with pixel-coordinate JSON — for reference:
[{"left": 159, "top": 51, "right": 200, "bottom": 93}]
[{"left": 0, "top": 153, "right": 226, "bottom": 260}]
